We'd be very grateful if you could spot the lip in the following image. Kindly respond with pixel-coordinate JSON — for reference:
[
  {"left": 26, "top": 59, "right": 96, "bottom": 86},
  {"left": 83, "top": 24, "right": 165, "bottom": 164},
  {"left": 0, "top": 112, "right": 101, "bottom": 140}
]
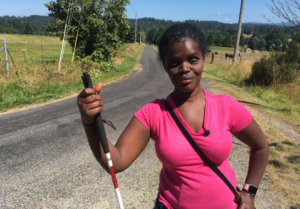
[{"left": 177, "top": 77, "right": 194, "bottom": 84}]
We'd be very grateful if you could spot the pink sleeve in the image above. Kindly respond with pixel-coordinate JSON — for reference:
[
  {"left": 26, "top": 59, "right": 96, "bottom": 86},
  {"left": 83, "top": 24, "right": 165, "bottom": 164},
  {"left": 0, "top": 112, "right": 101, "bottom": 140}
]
[
  {"left": 134, "top": 99, "right": 161, "bottom": 131},
  {"left": 228, "top": 98, "right": 252, "bottom": 133}
]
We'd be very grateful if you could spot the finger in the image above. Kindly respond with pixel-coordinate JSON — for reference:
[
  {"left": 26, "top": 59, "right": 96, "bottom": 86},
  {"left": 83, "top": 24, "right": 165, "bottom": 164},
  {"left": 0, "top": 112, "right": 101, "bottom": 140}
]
[
  {"left": 79, "top": 94, "right": 102, "bottom": 105},
  {"left": 85, "top": 106, "right": 103, "bottom": 118},
  {"left": 78, "top": 88, "right": 97, "bottom": 98},
  {"left": 83, "top": 100, "right": 103, "bottom": 110},
  {"left": 94, "top": 83, "right": 103, "bottom": 94}
]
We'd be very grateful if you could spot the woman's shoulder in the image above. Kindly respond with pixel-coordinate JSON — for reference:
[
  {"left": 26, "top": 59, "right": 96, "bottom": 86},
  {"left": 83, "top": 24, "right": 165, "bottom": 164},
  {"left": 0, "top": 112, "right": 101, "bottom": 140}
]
[
  {"left": 136, "top": 98, "right": 165, "bottom": 116},
  {"left": 144, "top": 98, "right": 165, "bottom": 109},
  {"left": 134, "top": 98, "right": 165, "bottom": 131},
  {"left": 203, "top": 89, "right": 235, "bottom": 104}
]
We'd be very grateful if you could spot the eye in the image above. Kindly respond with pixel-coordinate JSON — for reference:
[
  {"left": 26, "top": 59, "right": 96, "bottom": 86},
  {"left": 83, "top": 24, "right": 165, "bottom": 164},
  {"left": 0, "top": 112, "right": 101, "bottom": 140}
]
[
  {"left": 167, "top": 62, "right": 178, "bottom": 68},
  {"left": 189, "top": 58, "right": 198, "bottom": 65},
  {"left": 171, "top": 62, "right": 178, "bottom": 67}
]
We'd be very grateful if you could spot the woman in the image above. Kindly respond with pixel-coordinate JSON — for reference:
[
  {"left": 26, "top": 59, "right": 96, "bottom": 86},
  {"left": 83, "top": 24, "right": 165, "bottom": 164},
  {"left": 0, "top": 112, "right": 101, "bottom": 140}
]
[{"left": 77, "top": 23, "right": 269, "bottom": 209}]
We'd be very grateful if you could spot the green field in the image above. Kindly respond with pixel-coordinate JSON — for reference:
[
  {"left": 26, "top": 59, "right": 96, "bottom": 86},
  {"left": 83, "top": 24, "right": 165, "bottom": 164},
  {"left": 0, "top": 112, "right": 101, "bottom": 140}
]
[{"left": 0, "top": 34, "right": 72, "bottom": 70}]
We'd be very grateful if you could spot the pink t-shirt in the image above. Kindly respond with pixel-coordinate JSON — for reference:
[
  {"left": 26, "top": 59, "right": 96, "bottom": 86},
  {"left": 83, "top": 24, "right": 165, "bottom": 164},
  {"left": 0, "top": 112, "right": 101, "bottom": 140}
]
[{"left": 134, "top": 89, "right": 252, "bottom": 209}]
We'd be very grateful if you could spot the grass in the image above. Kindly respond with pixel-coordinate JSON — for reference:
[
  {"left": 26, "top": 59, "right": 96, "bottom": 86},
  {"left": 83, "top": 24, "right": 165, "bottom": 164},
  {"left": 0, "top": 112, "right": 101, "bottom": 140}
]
[
  {"left": 206, "top": 48, "right": 270, "bottom": 64},
  {"left": 0, "top": 34, "right": 72, "bottom": 69},
  {"left": 202, "top": 55, "right": 300, "bottom": 208},
  {"left": 203, "top": 60, "right": 300, "bottom": 124},
  {"left": 0, "top": 33, "right": 145, "bottom": 113}
]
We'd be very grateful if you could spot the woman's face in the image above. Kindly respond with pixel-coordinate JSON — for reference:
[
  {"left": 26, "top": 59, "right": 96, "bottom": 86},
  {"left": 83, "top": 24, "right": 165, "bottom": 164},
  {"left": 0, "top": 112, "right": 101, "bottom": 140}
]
[{"left": 163, "top": 39, "right": 205, "bottom": 93}]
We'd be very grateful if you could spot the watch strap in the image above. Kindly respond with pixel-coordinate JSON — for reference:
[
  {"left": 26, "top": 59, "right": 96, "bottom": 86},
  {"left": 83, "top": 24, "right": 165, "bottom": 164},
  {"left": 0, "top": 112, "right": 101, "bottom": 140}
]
[{"left": 243, "top": 183, "right": 258, "bottom": 196}]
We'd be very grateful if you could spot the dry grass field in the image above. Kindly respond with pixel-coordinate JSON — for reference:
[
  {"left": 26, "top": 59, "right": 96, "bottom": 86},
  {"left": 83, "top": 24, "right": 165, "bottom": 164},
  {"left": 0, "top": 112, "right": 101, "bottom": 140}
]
[
  {"left": 0, "top": 34, "right": 72, "bottom": 71},
  {"left": 206, "top": 47, "right": 270, "bottom": 64},
  {"left": 242, "top": 33, "right": 253, "bottom": 38}
]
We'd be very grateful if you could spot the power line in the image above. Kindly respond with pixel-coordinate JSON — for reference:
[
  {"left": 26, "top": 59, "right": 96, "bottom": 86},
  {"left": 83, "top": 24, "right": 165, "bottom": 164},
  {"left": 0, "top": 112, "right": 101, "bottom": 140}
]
[
  {"left": 130, "top": 1, "right": 136, "bottom": 13},
  {"left": 127, "top": 10, "right": 135, "bottom": 17}
]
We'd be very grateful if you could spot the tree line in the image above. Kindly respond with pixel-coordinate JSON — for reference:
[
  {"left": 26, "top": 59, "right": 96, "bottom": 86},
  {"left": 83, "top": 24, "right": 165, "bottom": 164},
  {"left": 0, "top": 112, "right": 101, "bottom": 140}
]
[
  {"left": 0, "top": 14, "right": 293, "bottom": 52},
  {"left": 125, "top": 18, "right": 294, "bottom": 51},
  {"left": 0, "top": 15, "right": 53, "bottom": 35}
]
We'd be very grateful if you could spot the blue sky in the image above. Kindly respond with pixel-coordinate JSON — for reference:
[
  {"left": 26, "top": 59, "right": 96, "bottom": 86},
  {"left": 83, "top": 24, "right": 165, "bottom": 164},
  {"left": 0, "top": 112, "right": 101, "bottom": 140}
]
[{"left": 0, "top": 0, "right": 277, "bottom": 24}]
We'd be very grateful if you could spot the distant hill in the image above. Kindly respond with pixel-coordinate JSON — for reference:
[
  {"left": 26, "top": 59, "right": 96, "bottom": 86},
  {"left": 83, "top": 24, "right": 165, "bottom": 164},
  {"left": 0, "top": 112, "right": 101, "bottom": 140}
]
[{"left": 245, "top": 22, "right": 294, "bottom": 26}]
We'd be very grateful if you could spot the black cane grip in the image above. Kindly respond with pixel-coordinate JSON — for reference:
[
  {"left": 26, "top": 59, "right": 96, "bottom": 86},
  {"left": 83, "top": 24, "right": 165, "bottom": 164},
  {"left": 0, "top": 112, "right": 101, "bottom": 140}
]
[{"left": 81, "top": 73, "right": 110, "bottom": 154}]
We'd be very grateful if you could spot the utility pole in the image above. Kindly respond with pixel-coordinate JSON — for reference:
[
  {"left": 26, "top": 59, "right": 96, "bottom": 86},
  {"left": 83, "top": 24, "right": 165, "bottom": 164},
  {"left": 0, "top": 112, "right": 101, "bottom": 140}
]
[
  {"left": 233, "top": 0, "right": 245, "bottom": 64},
  {"left": 140, "top": 27, "right": 142, "bottom": 44},
  {"left": 135, "top": 12, "right": 137, "bottom": 44}
]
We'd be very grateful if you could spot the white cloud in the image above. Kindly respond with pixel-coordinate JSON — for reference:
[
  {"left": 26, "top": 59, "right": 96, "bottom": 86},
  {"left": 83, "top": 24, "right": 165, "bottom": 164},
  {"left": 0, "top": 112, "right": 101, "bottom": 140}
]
[
  {"left": 224, "top": 18, "right": 230, "bottom": 21},
  {"left": 212, "top": 12, "right": 230, "bottom": 17}
]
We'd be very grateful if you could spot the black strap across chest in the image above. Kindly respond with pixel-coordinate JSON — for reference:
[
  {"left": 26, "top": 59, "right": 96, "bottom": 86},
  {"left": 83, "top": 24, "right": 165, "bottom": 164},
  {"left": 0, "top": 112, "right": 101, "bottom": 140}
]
[{"left": 164, "top": 99, "right": 241, "bottom": 203}]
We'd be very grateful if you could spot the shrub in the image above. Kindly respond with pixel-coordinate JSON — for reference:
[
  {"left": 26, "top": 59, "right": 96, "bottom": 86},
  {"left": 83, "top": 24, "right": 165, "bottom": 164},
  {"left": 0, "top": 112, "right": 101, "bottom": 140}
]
[{"left": 247, "top": 52, "right": 298, "bottom": 86}]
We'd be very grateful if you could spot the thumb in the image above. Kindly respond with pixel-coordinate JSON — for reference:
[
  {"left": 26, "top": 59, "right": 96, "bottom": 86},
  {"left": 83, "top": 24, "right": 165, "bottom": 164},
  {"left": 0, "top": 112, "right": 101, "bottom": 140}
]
[{"left": 94, "top": 83, "right": 103, "bottom": 94}]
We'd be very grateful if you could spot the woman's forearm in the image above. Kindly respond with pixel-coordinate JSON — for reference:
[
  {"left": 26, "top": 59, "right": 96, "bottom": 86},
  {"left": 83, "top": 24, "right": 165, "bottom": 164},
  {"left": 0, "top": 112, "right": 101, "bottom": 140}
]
[
  {"left": 83, "top": 121, "right": 123, "bottom": 174},
  {"left": 245, "top": 145, "right": 269, "bottom": 187}
]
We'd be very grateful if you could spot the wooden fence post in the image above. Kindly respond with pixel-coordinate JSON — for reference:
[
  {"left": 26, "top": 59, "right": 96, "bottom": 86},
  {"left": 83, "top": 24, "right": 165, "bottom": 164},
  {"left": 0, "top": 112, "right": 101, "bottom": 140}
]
[
  {"left": 41, "top": 42, "right": 44, "bottom": 65},
  {"left": 211, "top": 53, "right": 214, "bottom": 63}
]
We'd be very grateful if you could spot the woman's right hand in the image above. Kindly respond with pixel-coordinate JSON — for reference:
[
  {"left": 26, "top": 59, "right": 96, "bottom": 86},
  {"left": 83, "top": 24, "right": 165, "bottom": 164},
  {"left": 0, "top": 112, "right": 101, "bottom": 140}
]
[{"left": 77, "top": 83, "right": 104, "bottom": 125}]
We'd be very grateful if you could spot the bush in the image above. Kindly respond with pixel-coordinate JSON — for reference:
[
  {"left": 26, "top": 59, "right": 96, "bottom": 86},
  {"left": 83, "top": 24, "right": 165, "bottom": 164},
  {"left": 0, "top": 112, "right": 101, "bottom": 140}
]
[{"left": 247, "top": 52, "right": 298, "bottom": 86}]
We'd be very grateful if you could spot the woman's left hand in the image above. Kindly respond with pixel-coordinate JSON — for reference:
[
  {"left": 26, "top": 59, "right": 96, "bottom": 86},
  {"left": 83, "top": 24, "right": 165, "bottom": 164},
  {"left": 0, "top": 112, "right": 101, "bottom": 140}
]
[{"left": 238, "top": 190, "right": 255, "bottom": 209}]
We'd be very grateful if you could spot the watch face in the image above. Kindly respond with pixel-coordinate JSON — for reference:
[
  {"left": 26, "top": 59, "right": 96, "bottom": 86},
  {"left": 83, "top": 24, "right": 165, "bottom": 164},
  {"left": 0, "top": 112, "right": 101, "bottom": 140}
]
[{"left": 248, "top": 185, "right": 258, "bottom": 195}]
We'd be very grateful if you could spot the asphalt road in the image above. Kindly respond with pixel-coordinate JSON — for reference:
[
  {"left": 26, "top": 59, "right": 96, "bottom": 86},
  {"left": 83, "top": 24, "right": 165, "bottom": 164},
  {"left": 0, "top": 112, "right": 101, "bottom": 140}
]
[{"left": 0, "top": 46, "right": 210, "bottom": 208}]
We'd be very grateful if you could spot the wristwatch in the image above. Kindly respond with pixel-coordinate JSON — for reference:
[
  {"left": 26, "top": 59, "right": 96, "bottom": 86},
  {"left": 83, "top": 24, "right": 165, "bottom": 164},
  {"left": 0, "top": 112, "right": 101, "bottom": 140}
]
[{"left": 243, "top": 183, "right": 258, "bottom": 196}]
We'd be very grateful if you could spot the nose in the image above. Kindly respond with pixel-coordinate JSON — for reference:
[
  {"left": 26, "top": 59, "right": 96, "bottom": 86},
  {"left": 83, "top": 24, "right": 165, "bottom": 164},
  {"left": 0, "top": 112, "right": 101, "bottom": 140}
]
[{"left": 180, "top": 62, "right": 190, "bottom": 73}]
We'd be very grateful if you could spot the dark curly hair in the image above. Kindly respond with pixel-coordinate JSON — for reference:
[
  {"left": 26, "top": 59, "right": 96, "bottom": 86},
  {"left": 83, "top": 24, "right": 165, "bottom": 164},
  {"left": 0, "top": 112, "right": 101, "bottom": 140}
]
[{"left": 158, "top": 23, "right": 208, "bottom": 61}]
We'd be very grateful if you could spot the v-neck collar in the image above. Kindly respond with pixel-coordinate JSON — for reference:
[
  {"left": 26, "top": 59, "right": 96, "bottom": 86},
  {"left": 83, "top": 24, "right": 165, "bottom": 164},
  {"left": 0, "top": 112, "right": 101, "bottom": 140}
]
[{"left": 167, "top": 88, "right": 209, "bottom": 136}]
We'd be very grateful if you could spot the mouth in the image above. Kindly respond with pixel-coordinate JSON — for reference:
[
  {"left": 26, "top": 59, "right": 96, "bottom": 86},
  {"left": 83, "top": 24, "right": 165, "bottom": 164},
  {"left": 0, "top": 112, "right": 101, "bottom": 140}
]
[{"left": 177, "top": 76, "right": 194, "bottom": 84}]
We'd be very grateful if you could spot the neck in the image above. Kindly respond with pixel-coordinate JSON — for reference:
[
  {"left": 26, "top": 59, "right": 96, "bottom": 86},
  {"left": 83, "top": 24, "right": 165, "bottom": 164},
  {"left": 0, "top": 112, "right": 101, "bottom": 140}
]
[{"left": 171, "top": 85, "right": 204, "bottom": 107}]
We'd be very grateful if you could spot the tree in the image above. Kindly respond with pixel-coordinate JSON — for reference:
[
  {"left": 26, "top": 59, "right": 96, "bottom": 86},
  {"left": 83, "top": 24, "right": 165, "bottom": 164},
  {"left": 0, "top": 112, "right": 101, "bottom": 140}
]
[
  {"left": 258, "top": 38, "right": 267, "bottom": 51},
  {"left": 214, "top": 34, "right": 223, "bottom": 46},
  {"left": 140, "top": 31, "right": 146, "bottom": 43},
  {"left": 264, "top": 28, "right": 287, "bottom": 45},
  {"left": 240, "top": 34, "right": 245, "bottom": 47},
  {"left": 124, "top": 27, "right": 135, "bottom": 43},
  {"left": 146, "top": 28, "right": 156, "bottom": 44},
  {"left": 24, "top": 22, "right": 33, "bottom": 35},
  {"left": 245, "top": 37, "right": 250, "bottom": 46},
  {"left": 273, "top": 39, "right": 282, "bottom": 51},
  {"left": 45, "top": 0, "right": 129, "bottom": 62},
  {"left": 207, "top": 32, "right": 215, "bottom": 46},
  {"left": 152, "top": 26, "right": 165, "bottom": 45},
  {"left": 222, "top": 33, "right": 232, "bottom": 47},
  {"left": 248, "top": 37, "right": 260, "bottom": 50},
  {"left": 267, "top": 0, "right": 300, "bottom": 37},
  {"left": 266, "top": 40, "right": 274, "bottom": 51}
]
